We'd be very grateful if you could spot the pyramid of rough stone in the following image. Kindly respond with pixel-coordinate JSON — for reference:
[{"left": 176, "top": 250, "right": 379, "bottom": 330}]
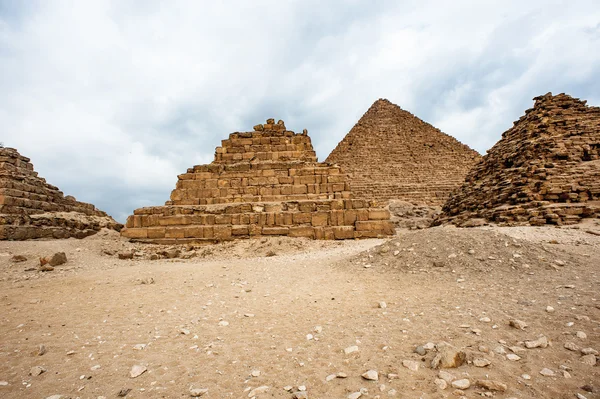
[
  {"left": 438, "top": 93, "right": 600, "bottom": 226},
  {"left": 0, "top": 147, "right": 121, "bottom": 239},
  {"left": 325, "top": 99, "right": 481, "bottom": 205},
  {"left": 121, "top": 119, "right": 395, "bottom": 243}
]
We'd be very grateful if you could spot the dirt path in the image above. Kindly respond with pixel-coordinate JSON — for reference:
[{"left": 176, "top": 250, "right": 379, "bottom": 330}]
[{"left": 0, "top": 226, "right": 598, "bottom": 399}]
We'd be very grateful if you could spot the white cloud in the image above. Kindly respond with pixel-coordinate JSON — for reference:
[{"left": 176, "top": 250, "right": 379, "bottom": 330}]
[{"left": 1, "top": 0, "right": 599, "bottom": 221}]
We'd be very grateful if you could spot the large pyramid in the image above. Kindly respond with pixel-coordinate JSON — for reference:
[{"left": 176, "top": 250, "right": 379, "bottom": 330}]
[
  {"left": 0, "top": 147, "right": 121, "bottom": 239},
  {"left": 325, "top": 99, "right": 481, "bottom": 205},
  {"left": 120, "top": 119, "right": 395, "bottom": 243},
  {"left": 438, "top": 93, "right": 600, "bottom": 226}
]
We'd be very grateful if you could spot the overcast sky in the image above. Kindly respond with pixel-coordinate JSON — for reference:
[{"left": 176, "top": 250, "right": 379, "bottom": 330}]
[{"left": 1, "top": 1, "right": 599, "bottom": 223}]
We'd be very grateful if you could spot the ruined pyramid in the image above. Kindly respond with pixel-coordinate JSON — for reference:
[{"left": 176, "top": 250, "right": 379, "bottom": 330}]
[
  {"left": 0, "top": 147, "right": 121, "bottom": 239},
  {"left": 438, "top": 93, "right": 600, "bottom": 226},
  {"left": 120, "top": 119, "right": 394, "bottom": 243},
  {"left": 325, "top": 99, "right": 481, "bottom": 205}
]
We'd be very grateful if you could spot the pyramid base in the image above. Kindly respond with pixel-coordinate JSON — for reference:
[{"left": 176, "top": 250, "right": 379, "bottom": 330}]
[{"left": 121, "top": 199, "right": 395, "bottom": 243}]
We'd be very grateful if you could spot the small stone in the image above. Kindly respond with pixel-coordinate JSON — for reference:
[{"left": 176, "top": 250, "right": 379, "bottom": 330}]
[
  {"left": 402, "top": 360, "right": 419, "bottom": 371},
  {"left": 244, "top": 313, "right": 255, "bottom": 318},
  {"left": 414, "top": 346, "right": 426, "bottom": 356},
  {"left": 90, "top": 365, "right": 101, "bottom": 371},
  {"left": 476, "top": 380, "right": 507, "bottom": 392},
  {"left": 431, "top": 343, "right": 466, "bottom": 368},
  {"left": 434, "top": 378, "right": 447, "bottom": 390},
  {"left": 325, "top": 374, "right": 336, "bottom": 382},
  {"left": 493, "top": 345, "right": 506, "bottom": 355},
  {"left": 344, "top": 345, "right": 359, "bottom": 354},
  {"left": 575, "top": 394, "right": 589, "bottom": 399},
  {"left": 336, "top": 372, "right": 348, "bottom": 378},
  {"left": 248, "top": 386, "right": 269, "bottom": 397},
  {"left": 0, "top": 381, "right": 8, "bottom": 386},
  {"left": 306, "top": 334, "right": 314, "bottom": 340},
  {"left": 576, "top": 331, "right": 587, "bottom": 340},
  {"left": 563, "top": 370, "right": 572, "bottom": 378},
  {"left": 129, "top": 365, "right": 147, "bottom": 378},
  {"left": 40, "top": 264, "right": 54, "bottom": 272},
  {"left": 118, "top": 388, "right": 132, "bottom": 397},
  {"left": 480, "top": 317, "right": 491, "bottom": 323},
  {"left": 133, "top": 344, "right": 147, "bottom": 350},
  {"left": 251, "top": 370, "right": 261, "bottom": 377},
  {"left": 509, "top": 319, "right": 528, "bottom": 330},
  {"left": 473, "top": 358, "right": 491, "bottom": 367},
  {"left": 314, "top": 326, "right": 323, "bottom": 333},
  {"left": 539, "top": 368, "right": 555, "bottom": 377},
  {"left": 546, "top": 306, "right": 555, "bottom": 313},
  {"left": 451, "top": 379, "right": 470, "bottom": 389},
  {"left": 180, "top": 328, "right": 190, "bottom": 335},
  {"left": 348, "top": 393, "right": 362, "bottom": 399},
  {"left": 45, "top": 396, "right": 63, "bottom": 399},
  {"left": 48, "top": 252, "right": 67, "bottom": 266},
  {"left": 118, "top": 251, "right": 134, "bottom": 260},
  {"left": 438, "top": 371, "right": 455, "bottom": 383},
  {"left": 297, "top": 385, "right": 306, "bottom": 391},
  {"left": 581, "top": 354, "right": 597, "bottom": 366},
  {"left": 565, "top": 342, "right": 580, "bottom": 351},
  {"left": 506, "top": 354, "right": 521, "bottom": 361},
  {"left": 38, "top": 344, "right": 47, "bottom": 356},
  {"left": 362, "top": 370, "right": 379, "bottom": 381},
  {"left": 218, "top": 321, "right": 229, "bottom": 327},
  {"left": 30, "top": 366, "right": 46, "bottom": 376},
  {"left": 283, "top": 386, "right": 293, "bottom": 391},
  {"left": 379, "top": 302, "right": 387, "bottom": 309},
  {"left": 292, "top": 392, "right": 308, "bottom": 399},
  {"left": 423, "top": 342, "right": 435, "bottom": 350},
  {"left": 581, "top": 348, "right": 599, "bottom": 356},
  {"left": 521, "top": 374, "right": 531, "bottom": 380},
  {"left": 189, "top": 387, "right": 208, "bottom": 397},
  {"left": 525, "top": 336, "right": 548, "bottom": 349},
  {"left": 11, "top": 255, "right": 27, "bottom": 262}
]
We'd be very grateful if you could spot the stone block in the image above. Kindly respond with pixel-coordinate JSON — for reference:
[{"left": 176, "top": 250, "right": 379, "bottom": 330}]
[
  {"left": 262, "top": 226, "right": 289, "bottom": 235},
  {"left": 288, "top": 226, "right": 315, "bottom": 238}
]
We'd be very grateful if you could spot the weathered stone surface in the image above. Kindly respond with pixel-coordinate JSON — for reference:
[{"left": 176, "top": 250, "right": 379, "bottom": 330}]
[
  {"left": 438, "top": 93, "right": 600, "bottom": 226},
  {"left": 325, "top": 99, "right": 480, "bottom": 205},
  {"left": 121, "top": 120, "right": 394, "bottom": 242},
  {"left": 0, "top": 147, "right": 122, "bottom": 240}
]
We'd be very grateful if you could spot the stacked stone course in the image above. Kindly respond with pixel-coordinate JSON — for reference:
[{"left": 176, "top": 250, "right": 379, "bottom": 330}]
[
  {"left": 121, "top": 120, "right": 394, "bottom": 243},
  {"left": 326, "top": 99, "right": 481, "bottom": 205},
  {"left": 438, "top": 93, "right": 600, "bottom": 226},
  {"left": 0, "top": 147, "right": 121, "bottom": 239}
]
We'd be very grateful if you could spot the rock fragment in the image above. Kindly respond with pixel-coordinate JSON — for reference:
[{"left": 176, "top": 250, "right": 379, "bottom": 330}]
[
  {"left": 431, "top": 343, "right": 466, "bottom": 368},
  {"left": 476, "top": 380, "right": 507, "bottom": 392},
  {"left": 539, "top": 368, "right": 555, "bottom": 377},
  {"left": 525, "top": 336, "right": 548, "bottom": 349},
  {"left": 362, "top": 370, "right": 379, "bottom": 381},
  {"left": 402, "top": 360, "right": 419, "bottom": 371},
  {"left": 129, "top": 365, "right": 147, "bottom": 378},
  {"left": 248, "top": 386, "right": 269, "bottom": 397},
  {"left": 581, "top": 354, "right": 597, "bottom": 366},
  {"left": 451, "top": 379, "right": 470, "bottom": 389},
  {"left": 190, "top": 387, "right": 208, "bottom": 397},
  {"left": 30, "top": 366, "right": 46, "bottom": 376},
  {"left": 344, "top": 345, "right": 359, "bottom": 354},
  {"left": 509, "top": 319, "right": 528, "bottom": 330}
]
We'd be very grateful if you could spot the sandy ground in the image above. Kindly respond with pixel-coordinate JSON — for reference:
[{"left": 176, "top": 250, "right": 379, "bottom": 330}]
[{"left": 0, "top": 222, "right": 599, "bottom": 399}]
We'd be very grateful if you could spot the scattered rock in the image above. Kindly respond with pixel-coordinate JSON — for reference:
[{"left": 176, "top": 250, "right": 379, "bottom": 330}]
[
  {"left": 190, "top": 387, "right": 208, "bottom": 397},
  {"left": 347, "top": 393, "right": 362, "bottom": 399},
  {"left": 509, "top": 319, "right": 528, "bottom": 330},
  {"left": 10, "top": 255, "right": 27, "bottom": 262},
  {"left": 431, "top": 343, "right": 466, "bottom": 368},
  {"left": 525, "top": 336, "right": 549, "bottom": 349},
  {"left": 402, "top": 360, "right": 419, "bottom": 371},
  {"left": 414, "top": 346, "right": 426, "bottom": 356},
  {"left": 580, "top": 354, "right": 597, "bottom": 366},
  {"left": 38, "top": 344, "right": 46, "bottom": 356},
  {"left": 451, "top": 379, "right": 470, "bottom": 389},
  {"left": 576, "top": 331, "right": 587, "bottom": 340},
  {"left": 39, "top": 264, "right": 54, "bottom": 272},
  {"left": 379, "top": 301, "right": 387, "bottom": 309},
  {"left": 473, "top": 358, "right": 491, "bottom": 367},
  {"left": 0, "top": 381, "right": 8, "bottom": 386},
  {"left": 362, "top": 370, "right": 379, "bottom": 381},
  {"left": 248, "top": 386, "right": 269, "bottom": 397},
  {"left": 344, "top": 345, "right": 359, "bottom": 354},
  {"left": 118, "top": 251, "right": 134, "bottom": 260},
  {"left": 581, "top": 348, "right": 598, "bottom": 356},
  {"left": 29, "top": 366, "right": 46, "bottom": 376},
  {"left": 539, "top": 368, "right": 555, "bottom": 377},
  {"left": 438, "top": 371, "right": 455, "bottom": 383},
  {"left": 117, "top": 388, "right": 131, "bottom": 397},
  {"left": 48, "top": 252, "right": 67, "bottom": 266},
  {"left": 434, "top": 378, "right": 447, "bottom": 390},
  {"left": 129, "top": 365, "right": 147, "bottom": 378},
  {"left": 292, "top": 392, "right": 308, "bottom": 399},
  {"left": 546, "top": 306, "right": 555, "bottom": 313},
  {"left": 476, "top": 380, "right": 507, "bottom": 392},
  {"left": 506, "top": 353, "right": 521, "bottom": 361}
]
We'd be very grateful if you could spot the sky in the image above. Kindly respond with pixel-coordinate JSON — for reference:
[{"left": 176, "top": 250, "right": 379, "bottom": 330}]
[{"left": 1, "top": 0, "right": 599, "bottom": 223}]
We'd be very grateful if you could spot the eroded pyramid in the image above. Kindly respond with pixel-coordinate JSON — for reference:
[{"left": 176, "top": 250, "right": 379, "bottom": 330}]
[
  {"left": 325, "top": 99, "right": 481, "bottom": 205},
  {"left": 0, "top": 147, "right": 121, "bottom": 239},
  {"left": 438, "top": 93, "right": 600, "bottom": 226},
  {"left": 121, "top": 119, "right": 394, "bottom": 243}
]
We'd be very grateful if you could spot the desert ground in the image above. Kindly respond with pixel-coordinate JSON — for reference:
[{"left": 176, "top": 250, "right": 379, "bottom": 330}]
[{"left": 0, "top": 222, "right": 599, "bottom": 399}]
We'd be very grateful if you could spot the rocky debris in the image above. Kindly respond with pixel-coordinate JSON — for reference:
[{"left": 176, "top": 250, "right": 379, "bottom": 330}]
[
  {"left": 581, "top": 348, "right": 598, "bottom": 355},
  {"left": 362, "top": 370, "right": 379, "bottom": 381},
  {"left": 476, "top": 380, "right": 507, "bottom": 392},
  {"left": 248, "top": 385, "right": 269, "bottom": 397},
  {"left": 189, "top": 387, "right": 208, "bottom": 397},
  {"left": 402, "top": 360, "right": 419, "bottom": 371},
  {"left": 118, "top": 251, "right": 134, "bottom": 260},
  {"left": 39, "top": 263, "right": 54, "bottom": 272},
  {"left": 387, "top": 201, "right": 441, "bottom": 229},
  {"left": 438, "top": 93, "right": 600, "bottom": 227},
  {"left": 431, "top": 343, "right": 466, "bottom": 368},
  {"left": 129, "top": 364, "right": 147, "bottom": 378},
  {"left": 509, "top": 319, "right": 528, "bottom": 330},
  {"left": 473, "top": 358, "right": 491, "bottom": 367},
  {"left": 539, "top": 368, "right": 556, "bottom": 377},
  {"left": 117, "top": 388, "right": 132, "bottom": 397},
  {"left": 344, "top": 345, "right": 359, "bottom": 354},
  {"left": 525, "top": 336, "right": 549, "bottom": 349},
  {"left": 506, "top": 353, "right": 521, "bottom": 361},
  {"left": 325, "top": 99, "right": 480, "bottom": 205},
  {"left": 434, "top": 378, "right": 447, "bottom": 390},
  {"left": 10, "top": 255, "right": 27, "bottom": 262},
  {"left": 580, "top": 354, "right": 597, "bottom": 366},
  {"left": 38, "top": 344, "right": 46, "bottom": 356},
  {"left": 576, "top": 331, "right": 587, "bottom": 340},
  {"left": 158, "top": 249, "right": 181, "bottom": 259},
  {"left": 292, "top": 391, "right": 308, "bottom": 399},
  {"left": 47, "top": 252, "right": 67, "bottom": 266},
  {"left": 451, "top": 379, "right": 471, "bottom": 389},
  {"left": 347, "top": 392, "right": 362, "bottom": 399},
  {"left": 29, "top": 366, "right": 46, "bottom": 376}
]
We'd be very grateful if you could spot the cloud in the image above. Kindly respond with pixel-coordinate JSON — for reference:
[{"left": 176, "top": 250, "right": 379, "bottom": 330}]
[{"left": 1, "top": 0, "right": 599, "bottom": 222}]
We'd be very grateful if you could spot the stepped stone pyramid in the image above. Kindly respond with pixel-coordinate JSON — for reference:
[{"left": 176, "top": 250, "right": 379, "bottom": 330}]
[
  {"left": 325, "top": 99, "right": 481, "bottom": 205},
  {"left": 0, "top": 147, "right": 121, "bottom": 240},
  {"left": 438, "top": 93, "right": 600, "bottom": 226},
  {"left": 121, "top": 119, "right": 395, "bottom": 243}
]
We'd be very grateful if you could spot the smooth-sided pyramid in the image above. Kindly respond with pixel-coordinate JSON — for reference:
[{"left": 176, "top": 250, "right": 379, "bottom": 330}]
[
  {"left": 0, "top": 147, "right": 121, "bottom": 240},
  {"left": 438, "top": 93, "right": 600, "bottom": 226},
  {"left": 121, "top": 119, "right": 395, "bottom": 243},
  {"left": 325, "top": 99, "right": 481, "bottom": 205}
]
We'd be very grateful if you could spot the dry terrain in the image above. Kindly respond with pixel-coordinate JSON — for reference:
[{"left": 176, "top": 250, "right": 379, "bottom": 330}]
[{"left": 1, "top": 222, "right": 599, "bottom": 399}]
